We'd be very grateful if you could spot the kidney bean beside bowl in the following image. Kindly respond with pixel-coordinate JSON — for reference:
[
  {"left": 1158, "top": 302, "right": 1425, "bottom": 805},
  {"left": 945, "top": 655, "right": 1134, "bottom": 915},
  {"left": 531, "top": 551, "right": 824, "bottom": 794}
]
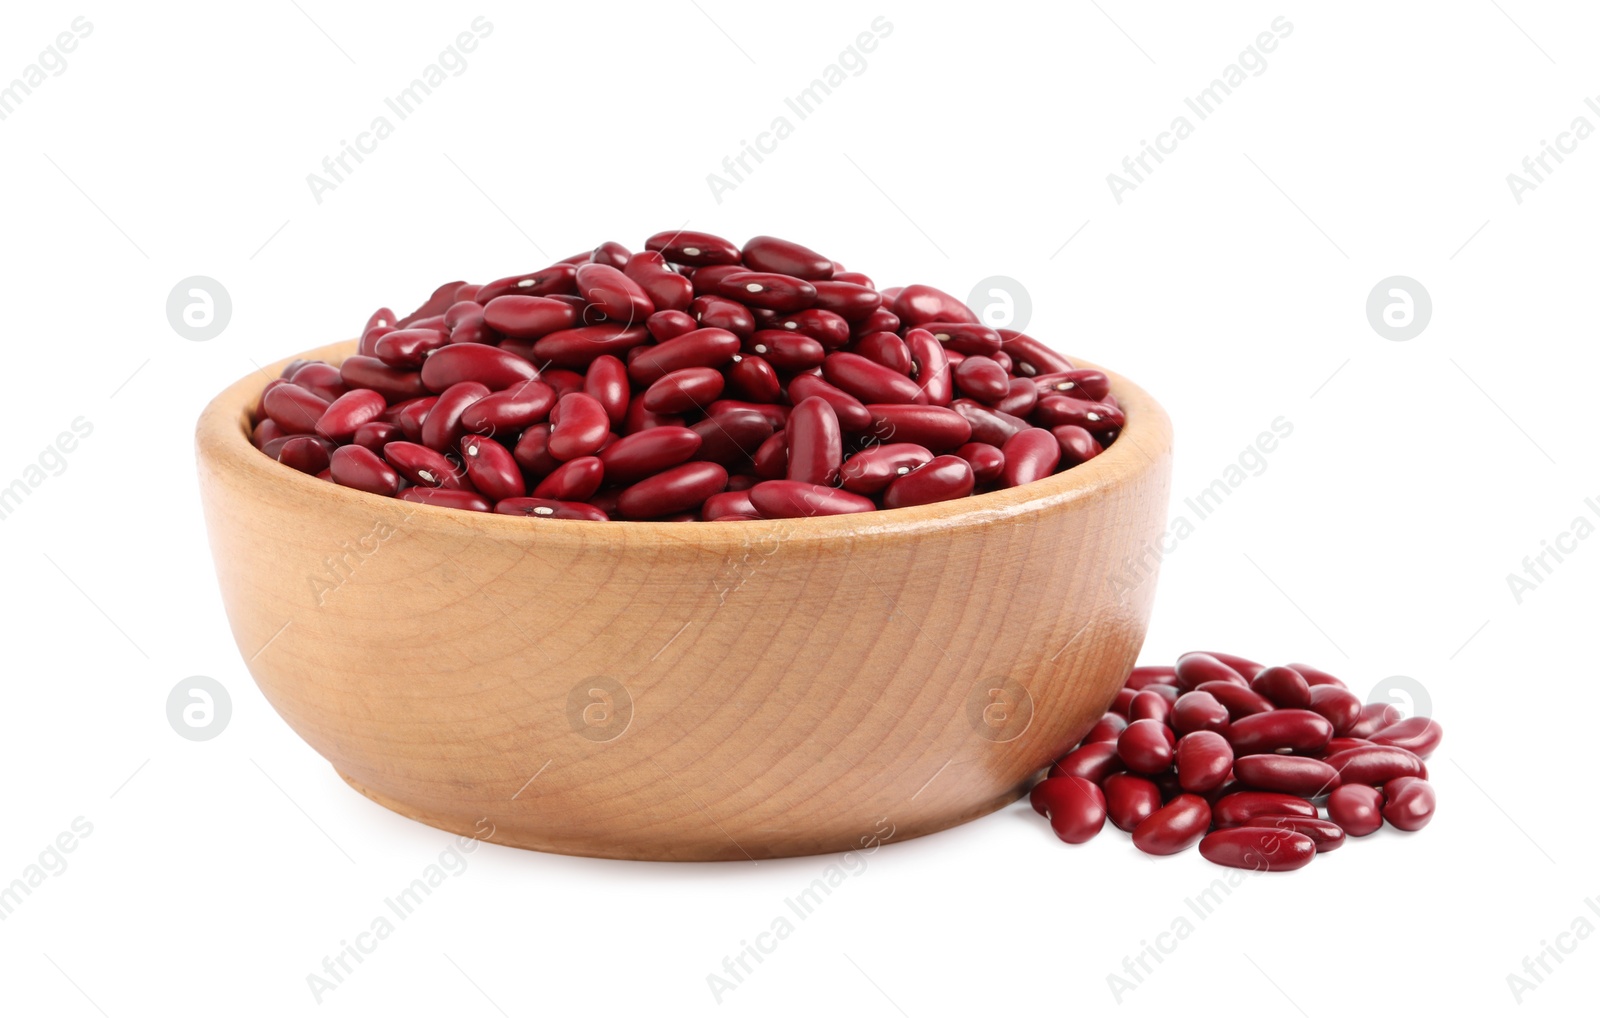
[
  {"left": 249, "top": 232, "right": 1122, "bottom": 522},
  {"left": 1031, "top": 653, "right": 1442, "bottom": 873}
]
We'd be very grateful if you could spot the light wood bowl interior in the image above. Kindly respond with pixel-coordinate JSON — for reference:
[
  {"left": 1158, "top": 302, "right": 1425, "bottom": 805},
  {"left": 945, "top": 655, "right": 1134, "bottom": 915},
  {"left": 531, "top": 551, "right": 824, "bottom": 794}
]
[{"left": 196, "top": 339, "right": 1173, "bottom": 860}]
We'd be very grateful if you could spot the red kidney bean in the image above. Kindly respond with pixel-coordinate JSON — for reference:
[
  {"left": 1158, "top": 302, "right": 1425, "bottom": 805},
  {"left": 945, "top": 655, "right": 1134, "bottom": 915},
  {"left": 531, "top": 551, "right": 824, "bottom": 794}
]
[
  {"left": 688, "top": 410, "right": 770, "bottom": 469},
  {"left": 785, "top": 397, "right": 842, "bottom": 486},
  {"left": 643, "top": 366, "right": 725, "bottom": 414},
  {"left": 421, "top": 344, "right": 537, "bottom": 392},
  {"left": 390, "top": 396, "right": 438, "bottom": 441},
  {"left": 444, "top": 300, "right": 484, "bottom": 332},
  {"left": 533, "top": 323, "right": 651, "bottom": 367},
  {"left": 691, "top": 296, "right": 755, "bottom": 338},
  {"left": 864, "top": 405, "right": 973, "bottom": 452},
  {"left": 315, "top": 389, "right": 386, "bottom": 442},
  {"left": 997, "top": 329, "right": 1074, "bottom": 375},
  {"left": 599, "top": 427, "right": 702, "bottom": 484},
  {"left": 329, "top": 445, "right": 400, "bottom": 495},
  {"left": 398, "top": 280, "right": 462, "bottom": 328},
  {"left": 627, "top": 328, "right": 742, "bottom": 385},
  {"left": 546, "top": 393, "right": 612, "bottom": 461},
  {"left": 1175, "top": 652, "right": 1248, "bottom": 690},
  {"left": 1128, "top": 690, "right": 1171, "bottom": 724},
  {"left": 383, "top": 441, "right": 467, "bottom": 489},
  {"left": 1051, "top": 742, "right": 1121, "bottom": 791},
  {"left": 853, "top": 306, "right": 901, "bottom": 338},
  {"left": 919, "top": 323, "right": 1001, "bottom": 359},
  {"left": 263, "top": 383, "right": 330, "bottom": 435},
  {"left": 1251, "top": 666, "right": 1312, "bottom": 709},
  {"left": 778, "top": 308, "right": 852, "bottom": 348},
  {"left": 698, "top": 490, "right": 755, "bottom": 521},
  {"left": 953, "top": 441, "right": 1005, "bottom": 484},
  {"left": 1126, "top": 669, "right": 1164, "bottom": 691},
  {"left": 748, "top": 330, "right": 826, "bottom": 372},
  {"left": 482, "top": 295, "right": 577, "bottom": 339},
  {"left": 398, "top": 487, "right": 491, "bottom": 512},
  {"left": 824, "top": 352, "right": 923, "bottom": 404},
  {"left": 494, "top": 496, "right": 610, "bottom": 521},
  {"left": 1348, "top": 702, "right": 1406, "bottom": 740},
  {"left": 1323, "top": 745, "right": 1428, "bottom": 786},
  {"left": 1287, "top": 662, "right": 1347, "bottom": 688},
  {"left": 511, "top": 424, "right": 559, "bottom": 478},
  {"left": 581, "top": 356, "right": 631, "bottom": 426},
  {"left": 1212, "top": 791, "right": 1317, "bottom": 827},
  {"left": 892, "top": 285, "right": 978, "bottom": 327},
  {"left": 1084, "top": 713, "right": 1128, "bottom": 744},
  {"left": 1049, "top": 422, "right": 1100, "bottom": 470},
  {"left": 1369, "top": 717, "right": 1443, "bottom": 759},
  {"left": 645, "top": 229, "right": 741, "bottom": 266},
  {"left": 1227, "top": 709, "right": 1334, "bottom": 755},
  {"left": 752, "top": 432, "right": 788, "bottom": 479},
  {"left": 748, "top": 480, "right": 876, "bottom": 518},
  {"left": 351, "top": 420, "right": 398, "bottom": 454},
  {"left": 1323, "top": 737, "right": 1375, "bottom": 756},
  {"left": 1232, "top": 755, "right": 1341, "bottom": 797},
  {"left": 854, "top": 332, "right": 915, "bottom": 376},
  {"left": 617, "top": 461, "right": 728, "bottom": 519},
  {"left": 1177, "top": 731, "right": 1233, "bottom": 793},
  {"left": 290, "top": 362, "right": 346, "bottom": 403},
  {"left": 905, "top": 329, "right": 952, "bottom": 406},
  {"left": 953, "top": 355, "right": 1009, "bottom": 404},
  {"left": 999, "top": 428, "right": 1060, "bottom": 487},
  {"left": 373, "top": 328, "right": 448, "bottom": 368},
  {"left": 950, "top": 401, "right": 1023, "bottom": 446},
  {"left": 1110, "top": 688, "right": 1138, "bottom": 717},
  {"left": 252, "top": 414, "right": 285, "bottom": 449},
  {"left": 1118, "top": 718, "right": 1176, "bottom": 774},
  {"left": 785, "top": 374, "right": 868, "bottom": 432},
  {"left": 716, "top": 271, "right": 817, "bottom": 312},
  {"left": 1141, "top": 684, "right": 1181, "bottom": 705},
  {"left": 339, "top": 356, "right": 430, "bottom": 402},
  {"left": 1306, "top": 685, "right": 1362, "bottom": 736},
  {"left": 1326, "top": 784, "right": 1384, "bottom": 836},
  {"left": 646, "top": 310, "right": 698, "bottom": 346},
  {"left": 1171, "top": 691, "right": 1230, "bottom": 735},
  {"left": 1042, "top": 776, "right": 1107, "bottom": 845},
  {"left": 532, "top": 456, "right": 603, "bottom": 501},
  {"left": 741, "top": 235, "right": 834, "bottom": 280},
  {"left": 587, "top": 241, "right": 630, "bottom": 269},
  {"left": 476, "top": 264, "right": 578, "bottom": 303},
  {"left": 458, "top": 435, "right": 524, "bottom": 502},
  {"left": 810, "top": 280, "right": 881, "bottom": 323},
  {"left": 1240, "top": 815, "right": 1346, "bottom": 852},
  {"left": 1132, "top": 794, "right": 1211, "bottom": 856},
  {"left": 995, "top": 378, "right": 1039, "bottom": 418},
  {"left": 457, "top": 379, "right": 556, "bottom": 436},
  {"left": 1381, "top": 777, "right": 1436, "bottom": 831},
  {"left": 576, "top": 262, "right": 654, "bottom": 324},
  {"left": 1103, "top": 774, "right": 1163, "bottom": 832},
  {"left": 1033, "top": 368, "right": 1111, "bottom": 402},
  {"left": 276, "top": 435, "right": 332, "bottom": 475},
  {"left": 721, "top": 355, "right": 777, "bottom": 404},
  {"left": 881, "top": 455, "right": 974, "bottom": 509},
  {"left": 1197, "top": 652, "right": 1263, "bottom": 679},
  {"left": 838, "top": 443, "right": 934, "bottom": 495},
  {"left": 1199, "top": 828, "right": 1317, "bottom": 872},
  {"left": 421, "top": 382, "right": 491, "bottom": 453},
  {"left": 623, "top": 252, "right": 694, "bottom": 313},
  {"left": 1196, "top": 681, "right": 1274, "bottom": 721}
]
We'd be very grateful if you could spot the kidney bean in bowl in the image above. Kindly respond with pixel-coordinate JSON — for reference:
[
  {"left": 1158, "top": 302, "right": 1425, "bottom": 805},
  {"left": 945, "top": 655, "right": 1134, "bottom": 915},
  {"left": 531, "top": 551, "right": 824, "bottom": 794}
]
[{"left": 242, "top": 232, "right": 1133, "bottom": 523}]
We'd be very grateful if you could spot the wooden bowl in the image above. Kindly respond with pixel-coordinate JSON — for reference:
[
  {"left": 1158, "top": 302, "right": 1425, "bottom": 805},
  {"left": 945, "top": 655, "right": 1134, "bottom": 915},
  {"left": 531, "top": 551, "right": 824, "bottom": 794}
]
[{"left": 196, "top": 340, "right": 1172, "bottom": 861}]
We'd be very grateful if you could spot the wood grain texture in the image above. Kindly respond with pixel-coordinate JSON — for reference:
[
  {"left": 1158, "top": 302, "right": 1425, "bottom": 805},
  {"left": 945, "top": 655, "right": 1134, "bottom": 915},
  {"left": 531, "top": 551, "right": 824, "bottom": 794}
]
[{"left": 196, "top": 339, "right": 1173, "bottom": 860}]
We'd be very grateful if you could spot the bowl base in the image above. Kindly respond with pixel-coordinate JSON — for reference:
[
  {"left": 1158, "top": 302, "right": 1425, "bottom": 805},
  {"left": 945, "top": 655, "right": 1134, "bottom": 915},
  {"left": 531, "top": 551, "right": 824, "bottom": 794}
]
[{"left": 336, "top": 769, "right": 1032, "bottom": 862}]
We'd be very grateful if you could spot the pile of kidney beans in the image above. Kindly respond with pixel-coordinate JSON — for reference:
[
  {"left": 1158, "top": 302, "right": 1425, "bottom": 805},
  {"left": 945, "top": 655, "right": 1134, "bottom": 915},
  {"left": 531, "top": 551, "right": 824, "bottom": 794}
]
[
  {"left": 249, "top": 232, "right": 1119, "bottom": 521},
  {"left": 1030, "top": 652, "right": 1440, "bottom": 871}
]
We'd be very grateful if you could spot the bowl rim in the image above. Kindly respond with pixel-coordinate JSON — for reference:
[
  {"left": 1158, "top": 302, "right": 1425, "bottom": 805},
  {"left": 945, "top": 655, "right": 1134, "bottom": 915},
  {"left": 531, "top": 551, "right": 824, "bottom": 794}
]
[{"left": 197, "top": 339, "right": 1171, "bottom": 547}]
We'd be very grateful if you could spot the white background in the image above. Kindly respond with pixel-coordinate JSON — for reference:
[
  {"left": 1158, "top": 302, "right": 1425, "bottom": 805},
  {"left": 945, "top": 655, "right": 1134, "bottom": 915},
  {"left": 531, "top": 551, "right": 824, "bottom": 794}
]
[{"left": 1, "top": 2, "right": 1595, "bottom": 1015}]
